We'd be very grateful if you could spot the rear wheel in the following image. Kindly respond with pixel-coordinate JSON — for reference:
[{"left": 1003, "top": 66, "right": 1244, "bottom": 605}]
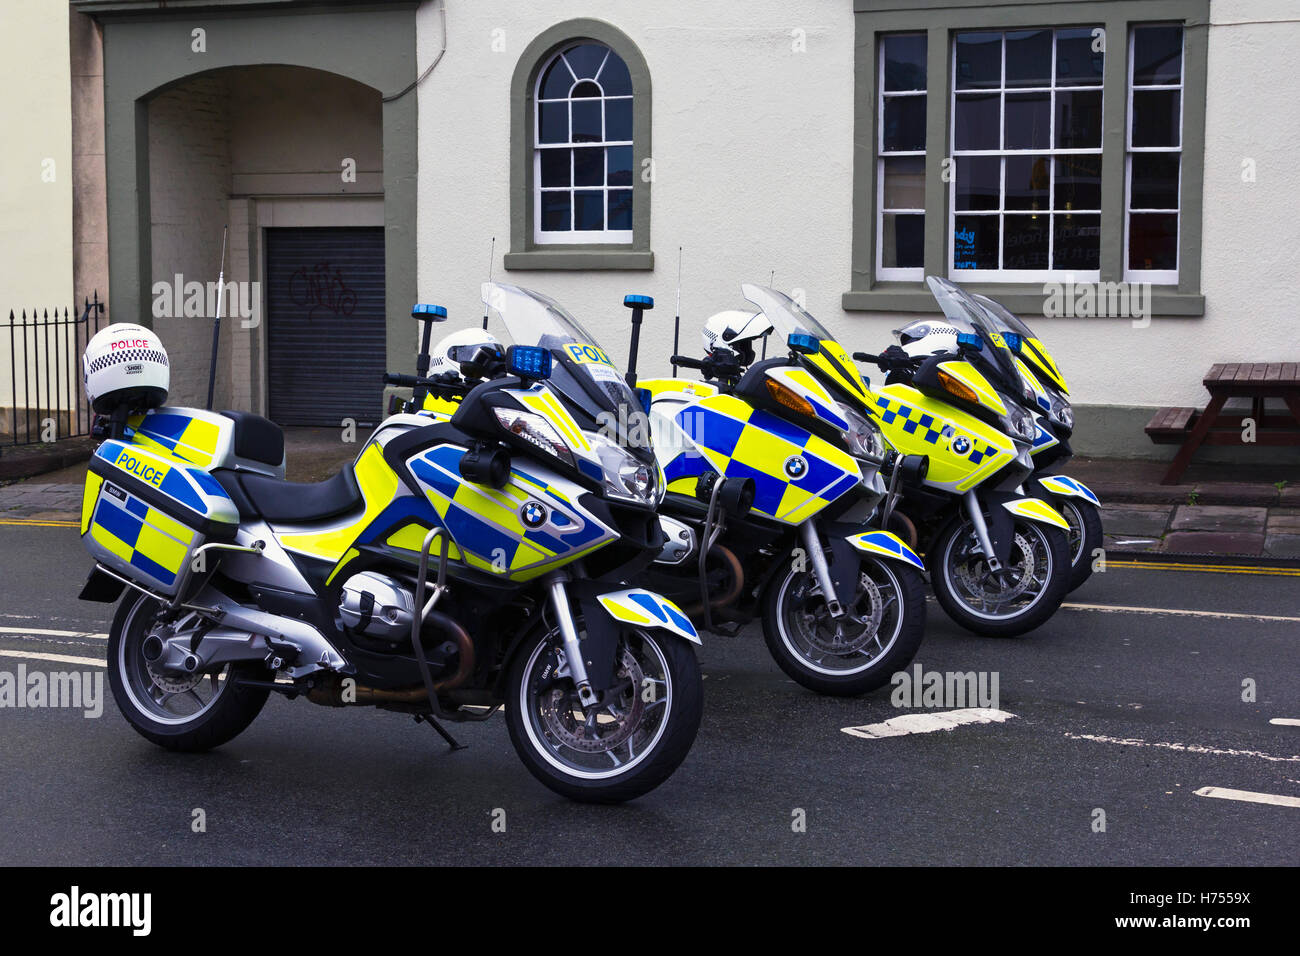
[
  {"left": 505, "top": 621, "right": 702, "bottom": 803},
  {"left": 1058, "top": 498, "right": 1103, "bottom": 592},
  {"left": 107, "top": 594, "right": 271, "bottom": 752},
  {"left": 762, "top": 555, "right": 927, "bottom": 696},
  {"left": 929, "top": 514, "right": 1070, "bottom": 637}
]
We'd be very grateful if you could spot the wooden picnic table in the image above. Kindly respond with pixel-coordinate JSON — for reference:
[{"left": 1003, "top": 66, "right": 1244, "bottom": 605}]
[{"left": 1145, "top": 363, "right": 1300, "bottom": 484}]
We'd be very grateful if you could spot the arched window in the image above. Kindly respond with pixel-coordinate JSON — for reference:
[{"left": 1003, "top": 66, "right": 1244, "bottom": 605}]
[
  {"left": 534, "top": 43, "right": 634, "bottom": 243},
  {"left": 508, "top": 20, "right": 652, "bottom": 270}
]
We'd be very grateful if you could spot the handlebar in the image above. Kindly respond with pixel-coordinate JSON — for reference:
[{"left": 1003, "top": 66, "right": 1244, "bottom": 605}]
[
  {"left": 382, "top": 371, "right": 472, "bottom": 396},
  {"left": 670, "top": 355, "right": 707, "bottom": 371},
  {"left": 853, "top": 351, "right": 924, "bottom": 370}
]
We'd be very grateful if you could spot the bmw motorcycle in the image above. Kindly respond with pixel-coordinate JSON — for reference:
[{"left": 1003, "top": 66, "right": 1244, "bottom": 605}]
[
  {"left": 637, "top": 284, "right": 929, "bottom": 696},
  {"left": 853, "top": 277, "right": 1074, "bottom": 637},
  {"left": 964, "top": 291, "right": 1102, "bottom": 592},
  {"left": 77, "top": 283, "right": 703, "bottom": 803}
]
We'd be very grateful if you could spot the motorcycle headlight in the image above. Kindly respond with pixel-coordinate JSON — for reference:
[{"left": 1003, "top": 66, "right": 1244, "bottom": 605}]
[
  {"left": 836, "top": 402, "right": 885, "bottom": 460},
  {"left": 999, "top": 402, "right": 1038, "bottom": 443},
  {"left": 591, "top": 437, "right": 656, "bottom": 504},
  {"left": 1049, "top": 393, "right": 1074, "bottom": 430},
  {"left": 493, "top": 408, "right": 574, "bottom": 467}
]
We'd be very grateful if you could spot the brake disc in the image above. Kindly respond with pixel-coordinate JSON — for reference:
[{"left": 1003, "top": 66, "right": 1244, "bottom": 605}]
[
  {"left": 797, "top": 572, "right": 884, "bottom": 654},
  {"left": 540, "top": 647, "right": 644, "bottom": 754}
]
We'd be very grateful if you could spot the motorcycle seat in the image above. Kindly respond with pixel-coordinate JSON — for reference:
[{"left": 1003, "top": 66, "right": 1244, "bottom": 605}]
[
  {"left": 217, "top": 467, "right": 363, "bottom": 524},
  {"left": 220, "top": 409, "right": 285, "bottom": 467}
]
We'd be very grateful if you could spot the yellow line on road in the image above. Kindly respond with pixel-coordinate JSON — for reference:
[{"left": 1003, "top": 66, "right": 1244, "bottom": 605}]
[
  {"left": 0, "top": 518, "right": 78, "bottom": 528},
  {"left": 1107, "top": 558, "right": 1300, "bottom": 577}
]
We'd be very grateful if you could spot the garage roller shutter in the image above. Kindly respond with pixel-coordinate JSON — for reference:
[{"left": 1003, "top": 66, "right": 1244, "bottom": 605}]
[{"left": 265, "top": 226, "right": 386, "bottom": 427}]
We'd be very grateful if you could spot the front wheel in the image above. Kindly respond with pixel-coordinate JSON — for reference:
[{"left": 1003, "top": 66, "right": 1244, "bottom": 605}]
[
  {"left": 930, "top": 514, "right": 1070, "bottom": 638},
  {"left": 1057, "top": 498, "right": 1103, "bottom": 593},
  {"left": 505, "top": 622, "right": 702, "bottom": 803},
  {"left": 761, "top": 555, "right": 927, "bottom": 696}
]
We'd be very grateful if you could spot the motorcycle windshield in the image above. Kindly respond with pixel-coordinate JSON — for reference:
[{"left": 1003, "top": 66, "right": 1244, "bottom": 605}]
[
  {"left": 970, "top": 292, "right": 1069, "bottom": 396},
  {"left": 482, "top": 282, "right": 649, "bottom": 451},
  {"left": 739, "top": 284, "right": 873, "bottom": 408},
  {"left": 925, "top": 276, "right": 1025, "bottom": 398}
]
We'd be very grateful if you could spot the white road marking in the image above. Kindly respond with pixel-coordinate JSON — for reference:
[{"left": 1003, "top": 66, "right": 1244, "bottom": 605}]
[
  {"left": 1062, "top": 602, "right": 1300, "bottom": 624},
  {"left": 1194, "top": 786, "right": 1300, "bottom": 808},
  {"left": 0, "top": 626, "right": 108, "bottom": 640},
  {"left": 0, "top": 649, "right": 105, "bottom": 668},
  {"left": 1270, "top": 718, "right": 1300, "bottom": 727},
  {"left": 842, "top": 708, "right": 1016, "bottom": 739},
  {"left": 1064, "top": 732, "right": 1300, "bottom": 763}
]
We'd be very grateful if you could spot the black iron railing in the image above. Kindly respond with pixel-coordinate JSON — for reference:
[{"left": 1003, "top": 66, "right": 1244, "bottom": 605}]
[{"left": 2, "top": 291, "right": 105, "bottom": 447}]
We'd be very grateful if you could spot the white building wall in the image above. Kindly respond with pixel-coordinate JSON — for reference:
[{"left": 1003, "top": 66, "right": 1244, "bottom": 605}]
[
  {"left": 0, "top": 0, "right": 74, "bottom": 422},
  {"left": 414, "top": 0, "right": 1300, "bottom": 449}
]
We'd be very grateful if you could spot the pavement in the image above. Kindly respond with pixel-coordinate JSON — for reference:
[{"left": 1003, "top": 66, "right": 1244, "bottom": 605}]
[
  {"left": 0, "top": 521, "right": 1296, "bottom": 866},
  {"left": 2, "top": 429, "right": 1298, "bottom": 561}
]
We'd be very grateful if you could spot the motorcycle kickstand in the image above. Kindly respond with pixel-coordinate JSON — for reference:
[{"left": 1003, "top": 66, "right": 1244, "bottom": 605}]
[{"left": 414, "top": 712, "right": 467, "bottom": 752}]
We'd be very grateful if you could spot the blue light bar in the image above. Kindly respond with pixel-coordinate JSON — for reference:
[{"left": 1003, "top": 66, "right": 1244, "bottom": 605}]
[
  {"left": 956, "top": 332, "right": 983, "bottom": 351},
  {"left": 635, "top": 387, "right": 652, "bottom": 414},
  {"left": 623, "top": 294, "right": 654, "bottom": 309},
  {"left": 411, "top": 303, "right": 448, "bottom": 320},
  {"left": 787, "top": 332, "right": 820, "bottom": 355},
  {"left": 507, "top": 345, "right": 551, "bottom": 379},
  {"left": 1002, "top": 332, "right": 1023, "bottom": 352}
]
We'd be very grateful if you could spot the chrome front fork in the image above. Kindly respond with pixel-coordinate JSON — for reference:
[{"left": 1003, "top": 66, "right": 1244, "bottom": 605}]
[
  {"left": 546, "top": 576, "right": 597, "bottom": 708},
  {"left": 963, "top": 489, "right": 1002, "bottom": 572},
  {"left": 799, "top": 520, "right": 844, "bottom": 619}
]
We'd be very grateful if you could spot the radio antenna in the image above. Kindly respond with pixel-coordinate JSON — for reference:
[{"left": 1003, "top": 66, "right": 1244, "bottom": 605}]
[
  {"left": 672, "top": 246, "right": 683, "bottom": 378},
  {"left": 762, "top": 268, "right": 774, "bottom": 360},
  {"left": 205, "top": 226, "right": 228, "bottom": 411},
  {"left": 482, "top": 236, "right": 496, "bottom": 330}
]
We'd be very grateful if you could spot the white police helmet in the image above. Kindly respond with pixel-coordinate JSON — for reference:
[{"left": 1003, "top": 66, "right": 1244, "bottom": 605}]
[
  {"left": 428, "top": 328, "right": 505, "bottom": 381},
  {"left": 893, "top": 320, "right": 966, "bottom": 359},
  {"left": 701, "top": 309, "right": 772, "bottom": 364},
  {"left": 82, "top": 323, "right": 170, "bottom": 414}
]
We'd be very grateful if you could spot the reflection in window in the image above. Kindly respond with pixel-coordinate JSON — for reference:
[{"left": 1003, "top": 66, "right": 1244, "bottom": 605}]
[
  {"left": 1126, "top": 24, "right": 1183, "bottom": 280},
  {"left": 877, "top": 34, "right": 927, "bottom": 279},
  {"left": 951, "top": 27, "right": 1104, "bottom": 277},
  {"left": 535, "top": 43, "right": 634, "bottom": 242}
]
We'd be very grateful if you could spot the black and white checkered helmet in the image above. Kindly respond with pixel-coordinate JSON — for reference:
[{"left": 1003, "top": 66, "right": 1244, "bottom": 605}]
[
  {"left": 701, "top": 309, "right": 772, "bottom": 363},
  {"left": 894, "top": 320, "right": 965, "bottom": 358},
  {"left": 83, "top": 323, "right": 170, "bottom": 414}
]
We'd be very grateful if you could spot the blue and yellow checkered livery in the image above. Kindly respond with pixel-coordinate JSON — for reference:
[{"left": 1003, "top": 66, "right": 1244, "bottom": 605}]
[
  {"left": 402, "top": 445, "right": 614, "bottom": 581},
  {"left": 656, "top": 393, "right": 862, "bottom": 526},
  {"left": 872, "top": 384, "right": 1017, "bottom": 494},
  {"left": 82, "top": 439, "right": 240, "bottom": 595},
  {"left": 275, "top": 441, "right": 617, "bottom": 585}
]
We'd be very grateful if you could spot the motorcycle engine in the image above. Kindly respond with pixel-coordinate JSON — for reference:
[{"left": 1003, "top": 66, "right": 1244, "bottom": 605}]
[{"left": 339, "top": 572, "right": 417, "bottom": 643}]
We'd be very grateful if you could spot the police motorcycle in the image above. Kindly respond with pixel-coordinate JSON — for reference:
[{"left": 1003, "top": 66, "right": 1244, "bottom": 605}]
[
  {"left": 852, "top": 276, "right": 1074, "bottom": 637},
  {"left": 962, "top": 291, "right": 1101, "bottom": 592},
  {"left": 635, "top": 284, "right": 929, "bottom": 697},
  {"left": 76, "top": 285, "right": 704, "bottom": 804}
]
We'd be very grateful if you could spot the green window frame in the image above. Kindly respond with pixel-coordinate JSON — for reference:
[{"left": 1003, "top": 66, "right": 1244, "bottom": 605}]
[
  {"left": 506, "top": 19, "right": 654, "bottom": 271},
  {"left": 844, "top": 0, "right": 1209, "bottom": 317}
]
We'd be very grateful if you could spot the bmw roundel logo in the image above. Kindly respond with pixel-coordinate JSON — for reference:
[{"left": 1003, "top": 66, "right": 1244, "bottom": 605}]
[
  {"left": 784, "top": 455, "right": 808, "bottom": 479},
  {"left": 952, "top": 435, "right": 971, "bottom": 455},
  {"left": 520, "top": 501, "right": 547, "bottom": 528}
]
